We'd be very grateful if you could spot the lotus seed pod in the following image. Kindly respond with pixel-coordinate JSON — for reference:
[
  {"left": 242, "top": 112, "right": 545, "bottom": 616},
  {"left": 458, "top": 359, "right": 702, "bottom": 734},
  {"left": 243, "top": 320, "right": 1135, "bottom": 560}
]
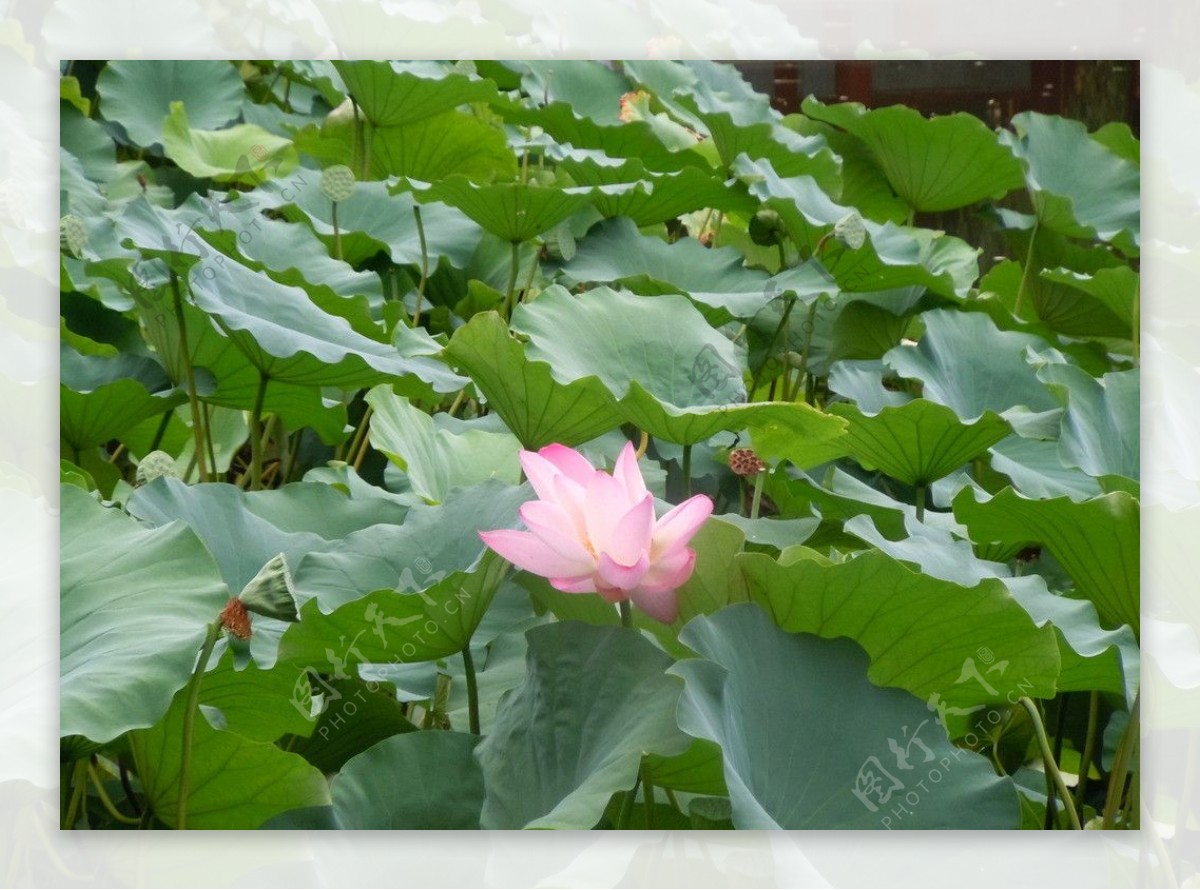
[
  {"left": 320, "top": 165, "right": 356, "bottom": 203},
  {"left": 729, "top": 448, "right": 766, "bottom": 477},
  {"left": 60, "top": 214, "right": 87, "bottom": 256},
  {"left": 237, "top": 552, "right": 299, "bottom": 622},
  {"left": 135, "top": 450, "right": 179, "bottom": 486},
  {"left": 833, "top": 211, "right": 866, "bottom": 250},
  {"left": 748, "top": 208, "right": 785, "bottom": 246}
]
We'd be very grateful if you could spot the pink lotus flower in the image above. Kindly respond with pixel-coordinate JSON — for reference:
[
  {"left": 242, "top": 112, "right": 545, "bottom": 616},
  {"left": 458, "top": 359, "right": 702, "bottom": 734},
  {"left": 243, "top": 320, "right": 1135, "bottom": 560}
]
[{"left": 479, "top": 442, "right": 713, "bottom": 624}]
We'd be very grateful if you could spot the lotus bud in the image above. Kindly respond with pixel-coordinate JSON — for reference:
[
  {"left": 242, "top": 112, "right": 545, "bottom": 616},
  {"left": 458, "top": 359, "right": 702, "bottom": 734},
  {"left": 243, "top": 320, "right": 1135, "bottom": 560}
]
[
  {"left": 748, "top": 209, "right": 785, "bottom": 246},
  {"left": 237, "top": 552, "right": 299, "bottom": 623}
]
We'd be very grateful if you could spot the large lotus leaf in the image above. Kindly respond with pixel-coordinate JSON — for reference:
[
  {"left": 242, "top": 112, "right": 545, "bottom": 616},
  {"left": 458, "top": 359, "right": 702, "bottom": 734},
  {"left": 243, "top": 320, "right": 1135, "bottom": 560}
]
[
  {"left": 60, "top": 343, "right": 185, "bottom": 451},
  {"left": 333, "top": 60, "right": 500, "bottom": 127},
  {"left": 828, "top": 399, "right": 1012, "bottom": 486},
  {"left": 517, "top": 60, "right": 631, "bottom": 125},
  {"left": 559, "top": 153, "right": 753, "bottom": 226},
  {"left": 1039, "top": 364, "right": 1140, "bottom": 481},
  {"left": 953, "top": 487, "right": 1139, "bottom": 635},
  {"left": 511, "top": 284, "right": 845, "bottom": 447},
  {"left": 96, "top": 60, "right": 243, "bottom": 149},
  {"left": 403, "top": 175, "right": 598, "bottom": 243},
  {"left": 844, "top": 514, "right": 1137, "bottom": 704},
  {"left": 161, "top": 102, "right": 298, "bottom": 185},
  {"left": 364, "top": 385, "right": 521, "bottom": 504},
  {"left": 1038, "top": 265, "right": 1138, "bottom": 329},
  {"left": 655, "top": 80, "right": 840, "bottom": 192},
  {"left": 278, "top": 551, "right": 509, "bottom": 675},
  {"left": 331, "top": 731, "right": 484, "bottom": 829},
  {"left": 781, "top": 113, "right": 910, "bottom": 223},
  {"left": 243, "top": 170, "right": 483, "bottom": 270},
  {"left": 185, "top": 251, "right": 465, "bottom": 391},
  {"left": 740, "top": 549, "right": 1060, "bottom": 706},
  {"left": 884, "top": 308, "right": 1060, "bottom": 427},
  {"left": 477, "top": 622, "right": 690, "bottom": 829},
  {"left": 127, "top": 478, "right": 410, "bottom": 667},
  {"left": 980, "top": 248, "right": 1130, "bottom": 340},
  {"left": 987, "top": 436, "right": 1102, "bottom": 501},
  {"left": 802, "top": 98, "right": 1024, "bottom": 212},
  {"left": 127, "top": 478, "right": 408, "bottom": 595},
  {"left": 127, "top": 686, "right": 330, "bottom": 829},
  {"left": 60, "top": 485, "right": 229, "bottom": 743},
  {"left": 623, "top": 60, "right": 774, "bottom": 130},
  {"left": 292, "top": 478, "right": 529, "bottom": 613},
  {"left": 192, "top": 203, "right": 386, "bottom": 323},
  {"left": 198, "top": 649, "right": 317, "bottom": 744},
  {"left": 670, "top": 604, "right": 1021, "bottom": 829},
  {"left": 151, "top": 300, "right": 349, "bottom": 445},
  {"left": 1000, "top": 112, "right": 1139, "bottom": 253},
  {"left": 294, "top": 108, "right": 516, "bottom": 184},
  {"left": 559, "top": 216, "right": 776, "bottom": 318},
  {"left": 283, "top": 677, "right": 419, "bottom": 775},
  {"left": 501, "top": 96, "right": 709, "bottom": 174},
  {"left": 443, "top": 312, "right": 623, "bottom": 448},
  {"left": 734, "top": 156, "right": 978, "bottom": 298}
]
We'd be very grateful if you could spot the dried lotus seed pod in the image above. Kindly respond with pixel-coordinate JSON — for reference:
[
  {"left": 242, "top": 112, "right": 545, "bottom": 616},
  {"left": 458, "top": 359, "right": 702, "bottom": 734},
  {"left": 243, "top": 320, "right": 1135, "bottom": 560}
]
[{"left": 320, "top": 164, "right": 356, "bottom": 202}]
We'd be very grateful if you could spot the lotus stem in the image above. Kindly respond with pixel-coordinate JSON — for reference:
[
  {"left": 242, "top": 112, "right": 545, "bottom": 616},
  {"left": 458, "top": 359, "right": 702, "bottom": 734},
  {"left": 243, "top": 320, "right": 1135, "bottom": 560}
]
[
  {"left": 619, "top": 600, "right": 633, "bottom": 629},
  {"left": 750, "top": 470, "right": 765, "bottom": 520},
  {"left": 1013, "top": 221, "right": 1039, "bottom": 319},
  {"left": 915, "top": 484, "right": 927, "bottom": 522},
  {"left": 331, "top": 201, "right": 343, "bottom": 261},
  {"left": 177, "top": 620, "right": 221, "bottom": 830},
  {"left": 412, "top": 205, "right": 428, "bottom": 326},
  {"left": 169, "top": 270, "right": 209, "bottom": 482},
  {"left": 249, "top": 372, "right": 270, "bottom": 491},
  {"left": 615, "top": 769, "right": 642, "bottom": 830},
  {"left": 462, "top": 644, "right": 480, "bottom": 735},
  {"left": 504, "top": 241, "right": 522, "bottom": 320},
  {"left": 89, "top": 760, "right": 139, "bottom": 825},
  {"left": 749, "top": 294, "right": 797, "bottom": 399},
  {"left": 1075, "top": 690, "right": 1101, "bottom": 810},
  {"left": 1019, "top": 697, "right": 1081, "bottom": 830},
  {"left": 1103, "top": 693, "right": 1139, "bottom": 829},
  {"left": 681, "top": 444, "right": 693, "bottom": 499}
]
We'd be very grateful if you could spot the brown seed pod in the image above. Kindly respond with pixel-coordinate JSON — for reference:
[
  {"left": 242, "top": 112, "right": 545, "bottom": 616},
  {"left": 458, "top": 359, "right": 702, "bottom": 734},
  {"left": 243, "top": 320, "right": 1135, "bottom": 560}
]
[{"left": 729, "top": 448, "right": 766, "bottom": 477}]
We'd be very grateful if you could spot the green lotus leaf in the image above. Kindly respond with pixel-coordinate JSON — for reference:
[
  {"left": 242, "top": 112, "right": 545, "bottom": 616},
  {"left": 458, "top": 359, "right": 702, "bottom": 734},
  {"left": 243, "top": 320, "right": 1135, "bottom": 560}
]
[
  {"left": 670, "top": 604, "right": 1021, "bottom": 828},
  {"left": 161, "top": 102, "right": 298, "bottom": 184},
  {"left": 331, "top": 732, "right": 484, "bottom": 829},
  {"left": 60, "top": 485, "right": 229, "bottom": 743},
  {"left": 96, "top": 60, "right": 243, "bottom": 149},
  {"left": 128, "top": 686, "right": 330, "bottom": 829},
  {"left": 999, "top": 112, "right": 1139, "bottom": 253},
  {"left": 443, "top": 311, "right": 623, "bottom": 448},
  {"left": 802, "top": 98, "right": 1024, "bottom": 212},
  {"left": 477, "top": 622, "right": 690, "bottom": 829},
  {"left": 953, "top": 487, "right": 1139, "bottom": 636}
]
